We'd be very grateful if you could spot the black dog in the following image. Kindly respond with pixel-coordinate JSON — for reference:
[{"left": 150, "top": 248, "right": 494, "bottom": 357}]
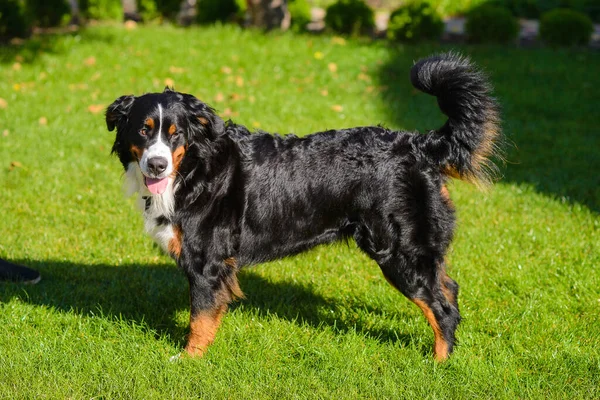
[{"left": 106, "top": 53, "right": 501, "bottom": 361}]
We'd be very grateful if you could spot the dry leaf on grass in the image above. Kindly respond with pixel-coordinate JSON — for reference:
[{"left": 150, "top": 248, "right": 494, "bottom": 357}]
[{"left": 88, "top": 104, "right": 105, "bottom": 114}]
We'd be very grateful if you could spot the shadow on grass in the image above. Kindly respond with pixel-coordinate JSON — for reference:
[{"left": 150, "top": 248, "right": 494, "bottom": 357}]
[
  {"left": 0, "top": 28, "right": 116, "bottom": 65},
  {"left": 376, "top": 46, "right": 600, "bottom": 212},
  {"left": 0, "top": 258, "right": 416, "bottom": 352}
]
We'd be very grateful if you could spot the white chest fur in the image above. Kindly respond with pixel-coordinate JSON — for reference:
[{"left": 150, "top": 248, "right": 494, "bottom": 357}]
[{"left": 125, "top": 162, "right": 176, "bottom": 253}]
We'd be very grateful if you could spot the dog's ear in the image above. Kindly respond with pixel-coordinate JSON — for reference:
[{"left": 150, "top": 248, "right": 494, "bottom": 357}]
[
  {"left": 106, "top": 95, "right": 135, "bottom": 131},
  {"left": 180, "top": 93, "right": 225, "bottom": 139}
]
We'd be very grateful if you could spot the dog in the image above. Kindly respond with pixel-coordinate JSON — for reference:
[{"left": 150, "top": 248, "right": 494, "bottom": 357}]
[{"left": 106, "top": 53, "right": 501, "bottom": 361}]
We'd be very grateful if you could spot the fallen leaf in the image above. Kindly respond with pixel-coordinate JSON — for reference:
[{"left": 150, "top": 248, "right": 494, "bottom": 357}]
[
  {"left": 221, "top": 66, "right": 232, "bottom": 74},
  {"left": 84, "top": 56, "right": 96, "bottom": 66},
  {"left": 88, "top": 104, "right": 105, "bottom": 114},
  {"left": 358, "top": 73, "right": 371, "bottom": 82},
  {"left": 12, "top": 62, "right": 21, "bottom": 71},
  {"left": 10, "top": 161, "right": 22, "bottom": 171},
  {"left": 3, "top": 130, "right": 9, "bottom": 137},
  {"left": 164, "top": 78, "right": 175, "bottom": 87},
  {"left": 222, "top": 108, "right": 239, "bottom": 118},
  {"left": 169, "top": 66, "right": 185, "bottom": 74},
  {"left": 39, "top": 117, "right": 48, "bottom": 125},
  {"left": 235, "top": 76, "right": 244, "bottom": 87},
  {"left": 320, "top": 89, "right": 328, "bottom": 96},
  {"left": 214, "top": 92, "right": 225, "bottom": 103},
  {"left": 229, "top": 93, "right": 243, "bottom": 102},
  {"left": 331, "top": 37, "right": 346, "bottom": 45},
  {"left": 0, "top": 98, "right": 7, "bottom": 109},
  {"left": 252, "top": 121, "right": 261, "bottom": 128},
  {"left": 328, "top": 63, "right": 338, "bottom": 73},
  {"left": 248, "top": 96, "right": 256, "bottom": 104},
  {"left": 124, "top": 20, "right": 137, "bottom": 30},
  {"left": 331, "top": 105, "right": 343, "bottom": 112},
  {"left": 90, "top": 72, "right": 101, "bottom": 81}
]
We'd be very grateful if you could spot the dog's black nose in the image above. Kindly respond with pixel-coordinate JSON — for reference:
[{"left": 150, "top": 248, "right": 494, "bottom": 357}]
[{"left": 147, "top": 157, "right": 168, "bottom": 175}]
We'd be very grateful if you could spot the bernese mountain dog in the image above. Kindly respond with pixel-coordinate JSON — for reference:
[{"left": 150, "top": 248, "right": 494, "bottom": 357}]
[{"left": 106, "top": 53, "right": 501, "bottom": 361}]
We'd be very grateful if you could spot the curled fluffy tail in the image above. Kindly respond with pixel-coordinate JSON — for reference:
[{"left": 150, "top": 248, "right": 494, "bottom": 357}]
[{"left": 411, "top": 52, "right": 502, "bottom": 187}]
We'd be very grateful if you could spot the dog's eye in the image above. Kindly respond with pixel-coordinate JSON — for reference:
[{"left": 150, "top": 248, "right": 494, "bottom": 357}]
[{"left": 139, "top": 128, "right": 148, "bottom": 136}]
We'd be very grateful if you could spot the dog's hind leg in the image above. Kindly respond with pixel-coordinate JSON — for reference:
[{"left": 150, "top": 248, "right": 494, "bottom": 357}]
[{"left": 379, "top": 254, "right": 461, "bottom": 362}]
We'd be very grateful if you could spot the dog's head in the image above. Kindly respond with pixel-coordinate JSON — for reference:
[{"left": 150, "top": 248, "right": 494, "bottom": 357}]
[{"left": 106, "top": 88, "right": 224, "bottom": 195}]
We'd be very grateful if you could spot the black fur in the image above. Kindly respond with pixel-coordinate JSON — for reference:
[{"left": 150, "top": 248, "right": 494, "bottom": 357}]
[{"left": 106, "top": 53, "right": 501, "bottom": 360}]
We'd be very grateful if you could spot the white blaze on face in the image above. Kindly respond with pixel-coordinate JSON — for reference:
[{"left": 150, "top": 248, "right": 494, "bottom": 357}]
[{"left": 139, "top": 103, "right": 173, "bottom": 179}]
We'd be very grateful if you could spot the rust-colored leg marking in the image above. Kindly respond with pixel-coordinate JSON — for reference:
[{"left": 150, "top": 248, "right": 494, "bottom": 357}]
[
  {"left": 412, "top": 298, "right": 449, "bottom": 362},
  {"left": 440, "top": 185, "right": 450, "bottom": 201},
  {"left": 168, "top": 225, "right": 182, "bottom": 259},
  {"left": 440, "top": 274, "right": 456, "bottom": 305},
  {"left": 185, "top": 305, "right": 227, "bottom": 357},
  {"left": 222, "top": 258, "right": 244, "bottom": 301},
  {"left": 184, "top": 263, "right": 243, "bottom": 357}
]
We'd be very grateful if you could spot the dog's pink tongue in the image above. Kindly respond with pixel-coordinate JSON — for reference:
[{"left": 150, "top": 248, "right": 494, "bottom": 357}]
[{"left": 145, "top": 177, "right": 169, "bottom": 195}]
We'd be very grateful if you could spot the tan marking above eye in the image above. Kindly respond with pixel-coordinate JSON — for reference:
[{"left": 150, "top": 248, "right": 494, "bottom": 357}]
[
  {"left": 169, "top": 124, "right": 177, "bottom": 135},
  {"left": 198, "top": 117, "right": 209, "bottom": 126},
  {"left": 145, "top": 118, "right": 155, "bottom": 129}
]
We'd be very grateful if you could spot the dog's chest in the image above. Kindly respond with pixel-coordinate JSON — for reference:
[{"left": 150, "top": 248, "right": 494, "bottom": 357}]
[
  {"left": 125, "top": 163, "right": 177, "bottom": 253},
  {"left": 140, "top": 196, "right": 175, "bottom": 252}
]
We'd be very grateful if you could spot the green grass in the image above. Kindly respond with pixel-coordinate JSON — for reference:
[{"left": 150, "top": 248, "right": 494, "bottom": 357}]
[{"left": 1, "top": 24, "right": 599, "bottom": 399}]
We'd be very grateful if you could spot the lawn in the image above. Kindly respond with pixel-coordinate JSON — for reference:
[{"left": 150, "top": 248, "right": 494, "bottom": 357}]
[{"left": 1, "top": 24, "right": 599, "bottom": 399}]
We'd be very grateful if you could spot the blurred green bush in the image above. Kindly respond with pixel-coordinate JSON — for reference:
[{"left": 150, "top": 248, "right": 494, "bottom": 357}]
[
  {"left": 387, "top": 2, "right": 444, "bottom": 43},
  {"left": 466, "top": 3, "right": 519, "bottom": 43},
  {"left": 26, "top": 0, "right": 70, "bottom": 27},
  {"left": 540, "top": 8, "right": 593, "bottom": 45},
  {"left": 289, "top": 0, "right": 312, "bottom": 32},
  {"left": 196, "top": 0, "right": 240, "bottom": 24},
  {"left": 0, "top": 0, "right": 30, "bottom": 40},
  {"left": 325, "top": 0, "right": 375, "bottom": 36}
]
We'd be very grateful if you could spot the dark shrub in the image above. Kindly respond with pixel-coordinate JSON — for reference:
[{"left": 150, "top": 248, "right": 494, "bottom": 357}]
[
  {"left": 325, "top": 0, "right": 375, "bottom": 36},
  {"left": 387, "top": 2, "right": 444, "bottom": 43},
  {"left": 540, "top": 8, "right": 593, "bottom": 46},
  {"left": 466, "top": 4, "right": 519, "bottom": 44},
  {"left": 197, "top": 0, "right": 240, "bottom": 24},
  {"left": 0, "top": 0, "right": 29, "bottom": 39},
  {"left": 494, "top": 0, "right": 541, "bottom": 18},
  {"left": 26, "top": 0, "right": 70, "bottom": 27},
  {"left": 494, "top": 0, "right": 599, "bottom": 21},
  {"left": 289, "top": 0, "right": 312, "bottom": 32},
  {"left": 154, "top": 0, "right": 181, "bottom": 19},
  {"left": 80, "top": 0, "right": 122, "bottom": 20}
]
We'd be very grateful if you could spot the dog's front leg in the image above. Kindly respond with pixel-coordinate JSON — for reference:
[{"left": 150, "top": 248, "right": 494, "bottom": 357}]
[{"left": 180, "top": 252, "right": 243, "bottom": 357}]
